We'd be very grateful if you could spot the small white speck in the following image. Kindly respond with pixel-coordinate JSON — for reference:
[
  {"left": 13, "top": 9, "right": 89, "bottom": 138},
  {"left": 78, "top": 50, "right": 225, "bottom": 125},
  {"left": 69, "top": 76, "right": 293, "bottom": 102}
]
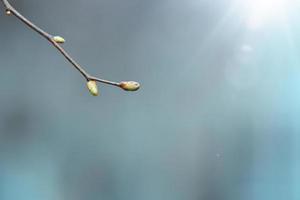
[{"left": 241, "top": 44, "right": 253, "bottom": 52}]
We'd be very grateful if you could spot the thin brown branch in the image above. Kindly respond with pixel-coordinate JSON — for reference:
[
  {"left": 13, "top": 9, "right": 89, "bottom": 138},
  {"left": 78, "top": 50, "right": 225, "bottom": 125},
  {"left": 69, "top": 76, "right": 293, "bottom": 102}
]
[{"left": 1, "top": 0, "right": 140, "bottom": 91}]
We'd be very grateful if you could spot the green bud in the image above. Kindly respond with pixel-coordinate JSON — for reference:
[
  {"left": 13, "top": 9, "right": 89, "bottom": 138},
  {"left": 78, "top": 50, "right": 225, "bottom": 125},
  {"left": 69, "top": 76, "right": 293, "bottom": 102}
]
[
  {"left": 53, "top": 36, "right": 65, "bottom": 43},
  {"left": 87, "top": 80, "right": 99, "bottom": 96},
  {"left": 120, "top": 81, "right": 140, "bottom": 91}
]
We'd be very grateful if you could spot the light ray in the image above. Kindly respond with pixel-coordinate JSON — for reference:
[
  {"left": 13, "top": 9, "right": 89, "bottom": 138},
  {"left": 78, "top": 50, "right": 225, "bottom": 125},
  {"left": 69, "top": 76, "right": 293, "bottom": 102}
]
[{"left": 237, "top": 0, "right": 289, "bottom": 29}]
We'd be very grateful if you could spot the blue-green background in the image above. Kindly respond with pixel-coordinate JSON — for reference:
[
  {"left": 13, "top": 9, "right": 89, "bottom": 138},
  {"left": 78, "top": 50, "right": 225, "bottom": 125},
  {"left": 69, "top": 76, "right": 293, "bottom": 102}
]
[{"left": 0, "top": 0, "right": 299, "bottom": 199}]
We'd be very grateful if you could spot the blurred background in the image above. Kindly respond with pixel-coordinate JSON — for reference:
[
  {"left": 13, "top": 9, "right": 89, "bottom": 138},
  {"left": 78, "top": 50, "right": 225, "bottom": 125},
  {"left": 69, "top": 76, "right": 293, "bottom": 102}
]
[{"left": 0, "top": 0, "right": 300, "bottom": 199}]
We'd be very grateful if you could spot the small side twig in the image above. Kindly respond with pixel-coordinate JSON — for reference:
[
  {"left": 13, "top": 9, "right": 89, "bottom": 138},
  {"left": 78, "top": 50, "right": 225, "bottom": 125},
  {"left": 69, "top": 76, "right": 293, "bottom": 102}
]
[{"left": 1, "top": 0, "right": 140, "bottom": 95}]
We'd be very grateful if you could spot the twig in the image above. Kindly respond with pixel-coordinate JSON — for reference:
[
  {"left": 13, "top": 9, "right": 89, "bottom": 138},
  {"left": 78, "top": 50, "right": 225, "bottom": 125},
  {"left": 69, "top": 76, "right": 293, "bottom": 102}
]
[{"left": 1, "top": 0, "right": 140, "bottom": 93}]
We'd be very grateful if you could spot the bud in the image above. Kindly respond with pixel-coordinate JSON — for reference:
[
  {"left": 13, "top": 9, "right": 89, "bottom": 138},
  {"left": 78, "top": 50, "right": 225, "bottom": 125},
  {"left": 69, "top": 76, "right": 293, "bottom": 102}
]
[
  {"left": 119, "top": 81, "right": 140, "bottom": 91},
  {"left": 87, "top": 80, "right": 99, "bottom": 96},
  {"left": 5, "top": 9, "right": 11, "bottom": 15},
  {"left": 53, "top": 36, "right": 65, "bottom": 43}
]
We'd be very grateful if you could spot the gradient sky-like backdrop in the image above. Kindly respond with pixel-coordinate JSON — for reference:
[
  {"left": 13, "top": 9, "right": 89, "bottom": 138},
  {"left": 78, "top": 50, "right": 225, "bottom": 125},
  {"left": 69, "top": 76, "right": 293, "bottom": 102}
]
[{"left": 0, "top": 0, "right": 300, "bottom": 199}]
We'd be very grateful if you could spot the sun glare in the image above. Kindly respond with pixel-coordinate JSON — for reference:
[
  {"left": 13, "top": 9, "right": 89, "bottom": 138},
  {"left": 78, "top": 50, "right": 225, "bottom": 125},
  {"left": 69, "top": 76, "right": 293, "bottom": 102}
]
[{"left": 238, "top": 0, "right": 288, "bottom": 29}]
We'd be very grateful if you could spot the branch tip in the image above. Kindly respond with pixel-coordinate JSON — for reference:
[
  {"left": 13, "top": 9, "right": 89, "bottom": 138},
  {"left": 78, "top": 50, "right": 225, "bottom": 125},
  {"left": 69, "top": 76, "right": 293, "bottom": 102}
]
[{"left": 119, "top": 81, "right": 140, "bottom": 91}]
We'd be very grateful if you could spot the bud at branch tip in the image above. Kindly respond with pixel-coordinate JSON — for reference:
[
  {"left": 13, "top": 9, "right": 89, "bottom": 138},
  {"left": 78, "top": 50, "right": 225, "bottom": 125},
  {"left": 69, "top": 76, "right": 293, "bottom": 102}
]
[{"left": 119, "top": 81, "right": 140, "bottom": 91}]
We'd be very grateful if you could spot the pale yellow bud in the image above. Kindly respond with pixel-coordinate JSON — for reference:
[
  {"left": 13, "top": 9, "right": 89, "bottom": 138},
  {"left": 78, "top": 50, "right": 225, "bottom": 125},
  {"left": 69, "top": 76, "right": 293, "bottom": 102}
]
[
  {"left": 5, "top": 9, "right": 11, "bottom": 15},
  {"left": 119, "top": 81, "right": 140, "bottom": 91},
  {"left": 87, "top": 80, "right": 99, "bottom": 96},
  {"left": 53, "top": 36, "right": 65, "bottom": 43}
]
